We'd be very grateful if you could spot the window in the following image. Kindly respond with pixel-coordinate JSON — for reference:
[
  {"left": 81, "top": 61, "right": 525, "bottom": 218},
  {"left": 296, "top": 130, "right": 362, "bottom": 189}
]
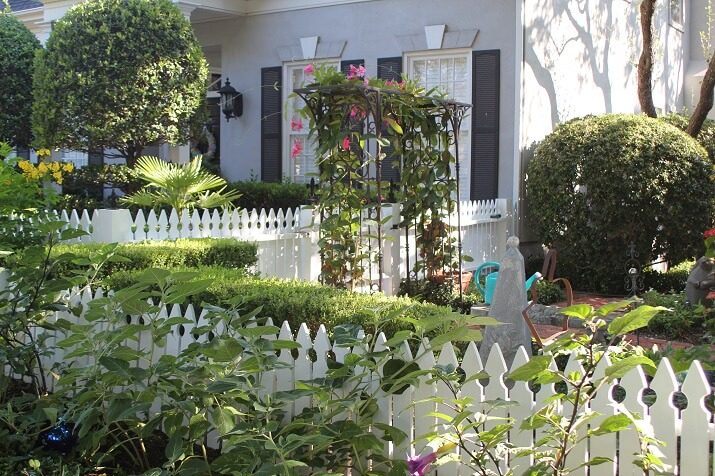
[
  {"left": 405, "top": 50, "right": 472, "bottom": 199},
  {"left": 284, "top": 60, "right": 338, "bottom": 183},
  {"left": 670, "top": 0, "right": 683, "bottom": 29}
]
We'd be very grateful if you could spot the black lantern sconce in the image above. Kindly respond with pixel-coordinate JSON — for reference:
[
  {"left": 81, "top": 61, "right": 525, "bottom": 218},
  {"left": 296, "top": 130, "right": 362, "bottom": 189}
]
[{"left": 218, "top": 78, "right": 243, "bottom": 121}]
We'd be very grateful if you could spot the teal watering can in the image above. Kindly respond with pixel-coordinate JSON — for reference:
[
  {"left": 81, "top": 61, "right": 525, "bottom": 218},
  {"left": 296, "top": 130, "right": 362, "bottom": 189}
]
[{"left": 475, "top": 261, "right": 542, "bottom": 305}]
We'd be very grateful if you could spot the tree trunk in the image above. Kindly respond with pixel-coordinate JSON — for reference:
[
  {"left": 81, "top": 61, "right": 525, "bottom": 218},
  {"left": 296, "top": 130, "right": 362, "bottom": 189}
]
[
  {"left": 637, "top": 0, "right": 658, "bottom": 118},
  {"left": 688, "top": 52, "right": 715, "bottom": 137},
  {"left": 121, "top": 144, "right": 143, "bottom": 168}
]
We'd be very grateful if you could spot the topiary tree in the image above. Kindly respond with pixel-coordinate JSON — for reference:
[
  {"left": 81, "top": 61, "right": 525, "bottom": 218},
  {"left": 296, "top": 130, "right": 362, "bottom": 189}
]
[
  {"left": 0, "top": 9, "right": 41, "bottom": 148},
  {"left": 526, "top": 114, "right": 715, "bottom": 293},
  {"left": 660, "top": 112, "right": 715, "bottom": 164},
  {"left": 32, "top": 0, "right": 208, "bottom": 167}
]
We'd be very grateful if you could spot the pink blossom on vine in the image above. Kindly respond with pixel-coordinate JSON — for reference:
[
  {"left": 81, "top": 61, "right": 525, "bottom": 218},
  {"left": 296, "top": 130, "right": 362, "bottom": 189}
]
[
  {"left": 341, "top": 136, "right": 351, "bottom": 151},
  {"left": 290, "top": 119, "right": 304, "bottom": 131},
  {"left": 346, "top": 64, "right": 366, "bottom": 80},
  {"left": 291, "top": 139, "right": 303, "bottom": 158},
  {"left": 350, "top": 105, "right": 365, "bottom": 120},
  {"left": 304, "top": 63, "right": 314, "bottom": 75}
]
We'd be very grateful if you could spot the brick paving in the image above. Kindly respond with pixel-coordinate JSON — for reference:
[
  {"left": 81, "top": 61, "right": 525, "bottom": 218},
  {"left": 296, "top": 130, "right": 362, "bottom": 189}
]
[{"left": 540, "top": 293, "right": 695, "bottom": 349}]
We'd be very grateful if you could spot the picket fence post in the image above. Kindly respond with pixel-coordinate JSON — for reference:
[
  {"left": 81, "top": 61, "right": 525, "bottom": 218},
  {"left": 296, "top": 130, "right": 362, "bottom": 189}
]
[{"left": 90, "top": 209, "right": 134, "bottom": 243}]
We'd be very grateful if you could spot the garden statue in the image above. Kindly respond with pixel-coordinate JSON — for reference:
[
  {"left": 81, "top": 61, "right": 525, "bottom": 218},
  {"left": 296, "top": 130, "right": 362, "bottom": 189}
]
[
  {"left": 685, "top": 256, "right": 715, "bottom": 307},
  {"left": 479, "top": 236, "right": 533, "bottom": 365}
]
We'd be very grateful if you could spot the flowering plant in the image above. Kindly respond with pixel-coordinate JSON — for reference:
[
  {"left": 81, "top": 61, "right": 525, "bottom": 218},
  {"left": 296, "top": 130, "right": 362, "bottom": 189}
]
[
  {"left": 17, "top": 155, "right": 74, "bottom": 184},
  {"left": 704, "top": 227, "right": 715, "bottom": 258}
]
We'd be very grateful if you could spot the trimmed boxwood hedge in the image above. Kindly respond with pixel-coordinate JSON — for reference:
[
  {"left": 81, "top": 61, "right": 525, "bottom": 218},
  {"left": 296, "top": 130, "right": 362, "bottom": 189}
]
[
  {"left": 228, "top": 181, "right": 310, "bottom": 212},
  {"left": 526, "top": 114, "right": 714, "bottom": 293},
  {"left": 103, "top": 266, "right": 450, "bottom": 334},
  {"left": 52, "top": 239, "right": 257, "bottom": 279}
]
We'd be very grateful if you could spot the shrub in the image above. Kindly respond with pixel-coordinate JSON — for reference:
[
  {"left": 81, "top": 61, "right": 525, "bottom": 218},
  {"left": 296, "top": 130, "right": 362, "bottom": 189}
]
[
  {"left": 104, "top": 266, "right": 449, "bottom": 334},
  {"left": 643, "top": 260, "right": 693, "bottom": 293},
  {"left": 661, "top": 113, "right": 715, "bottom": 163},
  {"left": 0, "top": 12, "right": 40, "bottom": 147},
  {"left": 51, "top": 239, "right": 257, "bottom": 279},
  {"left": 534, "top": 280, "right": 565, "bottom": 305},
  {"left": 32, "top": 0, "right": 208, "bottom": 166},
  {"left": 526, "top": 114, "right": 714, "bottom": 293},
  {"left": 228, "top": 180, "right": 310, "bottom": 211}
]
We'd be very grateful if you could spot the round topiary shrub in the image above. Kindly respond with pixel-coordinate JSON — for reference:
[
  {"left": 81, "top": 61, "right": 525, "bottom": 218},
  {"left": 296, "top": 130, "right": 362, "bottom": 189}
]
[
  {"left": 526, "top": 114, "right": 715, "bottom": 293},
  {"left": 0, "top": 11, "right": 41, "bottom": 147},
  {"left": 660, "top": 112, "right": 715, "bottom": 164},
  {"left": 32, "top": 0, "right": 208, "bottom": 166}
]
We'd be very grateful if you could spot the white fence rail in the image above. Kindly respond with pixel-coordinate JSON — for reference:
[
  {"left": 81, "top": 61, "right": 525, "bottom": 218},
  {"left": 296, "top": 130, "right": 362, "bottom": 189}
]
[
  {"left": 51, "top": 200, "right": 510, "bottom": 295},
  {"left": 3, "top": 287, "right": 713, "bottom": 475}
]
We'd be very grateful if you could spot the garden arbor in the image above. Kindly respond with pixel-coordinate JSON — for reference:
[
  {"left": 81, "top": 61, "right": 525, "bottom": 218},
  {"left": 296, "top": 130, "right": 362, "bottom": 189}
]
[{"left": 294, "top": 70, "right": 472, "bottom": 298}]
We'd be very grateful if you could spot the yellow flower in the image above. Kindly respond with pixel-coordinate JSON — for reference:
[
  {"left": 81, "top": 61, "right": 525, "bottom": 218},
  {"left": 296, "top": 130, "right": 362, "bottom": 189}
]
[
  {"left": 49, "top": 162, "right": 60, "bottom": 172},
  {"left": 62, "top": 163, "right": 74, "bottom": 173},
  {"left": 52, "top": 172, "right": 63, "bottom": 184},
  {"left": 38, "top": 162, "right": 48, "bottom": 174},
  {"left": 37, "top": 148, "right": 51, "bottom": 159},
  {"left": 18, "top": 160, "right": 32, "bottom": 171}
]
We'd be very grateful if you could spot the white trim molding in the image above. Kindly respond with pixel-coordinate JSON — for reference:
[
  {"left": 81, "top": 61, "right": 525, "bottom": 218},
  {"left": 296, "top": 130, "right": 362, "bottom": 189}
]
[{"left": 397, "top": 27, "right": 478, "bottom": 53}]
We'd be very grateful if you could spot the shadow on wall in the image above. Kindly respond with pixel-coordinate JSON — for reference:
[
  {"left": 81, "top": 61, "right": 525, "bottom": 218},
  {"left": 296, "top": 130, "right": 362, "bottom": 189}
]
[{"left": 525, "top": 0, "right": 640, "bottom": 129}]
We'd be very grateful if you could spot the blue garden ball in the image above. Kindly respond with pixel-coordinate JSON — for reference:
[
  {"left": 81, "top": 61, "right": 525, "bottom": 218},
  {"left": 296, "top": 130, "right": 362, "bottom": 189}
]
[{"left": 40, "top": 420, "right": 76, "bottom": 453}]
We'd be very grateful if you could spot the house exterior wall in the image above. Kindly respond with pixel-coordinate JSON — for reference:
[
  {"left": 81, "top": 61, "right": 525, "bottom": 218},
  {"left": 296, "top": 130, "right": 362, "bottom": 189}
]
[
  {"left": 687, "top": 0, "right": 714, "bottom": 117},
  {"left": 521, "top": 0, "right": 686, "bottom": 147},
  {"left": 192, "top": 0, "right": 518, "bottom": 200},
  {"left": 518, "top": 0, "right": 687, "bottom": 240}
]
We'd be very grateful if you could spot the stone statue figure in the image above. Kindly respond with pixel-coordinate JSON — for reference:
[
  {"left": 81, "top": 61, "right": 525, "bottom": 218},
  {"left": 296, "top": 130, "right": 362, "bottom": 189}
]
[
  {"left": 479, "top": 236, "right": 533, "bottom": 366},
  {"left": 685, "top": 257, "right": 715, "bottom": 307}
]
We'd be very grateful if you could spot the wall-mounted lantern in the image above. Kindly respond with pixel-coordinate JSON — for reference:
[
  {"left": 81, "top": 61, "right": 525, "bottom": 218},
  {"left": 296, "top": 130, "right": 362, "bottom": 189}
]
[{"left": 218, "top": 78, "right": 243, "bottom": 121}]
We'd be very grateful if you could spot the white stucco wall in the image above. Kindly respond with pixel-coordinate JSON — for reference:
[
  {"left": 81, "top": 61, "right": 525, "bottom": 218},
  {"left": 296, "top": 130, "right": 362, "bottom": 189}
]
[
  {"left": 193, "top": 0, "right": 518, "bottom": 200},
  {"left": 522, "top": 0, "right": 686, "bottom": 147},
  {"left": 687, "top": 0, "right": 714, "bottom": 117}
]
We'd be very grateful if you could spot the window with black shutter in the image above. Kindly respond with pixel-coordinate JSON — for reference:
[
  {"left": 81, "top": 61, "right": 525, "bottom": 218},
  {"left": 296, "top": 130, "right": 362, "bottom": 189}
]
[
  {"left": 470, "top": 50, "right": 500, "bottom": 200},
  {"left": 261, "top": 66, "right": 282, "bottom": 182},
  {"left": 377, "top": 57, "right": 403, "bottom": 183}
]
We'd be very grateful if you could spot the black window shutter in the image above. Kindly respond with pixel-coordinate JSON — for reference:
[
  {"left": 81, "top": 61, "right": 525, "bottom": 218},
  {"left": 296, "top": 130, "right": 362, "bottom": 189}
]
[
  {"left": 261, "top": 66, "right": 282, "bottom": 182},
  {"left": 377, "top": 56, "right": 402, "bottom": 82},
  {"left": 471, "top": 50, "right": 500, "bottom": 200},
  {"left": 341, "top": 59, "right": 364, "bottom": 74},
  {"left": 377, "top": 57, "right": 403, "bottom": 183},
  {"left": 88, "top": 148, "right": 104, "bottom": 167}
]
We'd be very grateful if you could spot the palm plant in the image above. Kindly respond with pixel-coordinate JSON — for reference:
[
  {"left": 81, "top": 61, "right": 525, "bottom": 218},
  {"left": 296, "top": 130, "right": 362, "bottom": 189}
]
[{"left": 120, "top": 156, "right": 240, "bottom": 215}]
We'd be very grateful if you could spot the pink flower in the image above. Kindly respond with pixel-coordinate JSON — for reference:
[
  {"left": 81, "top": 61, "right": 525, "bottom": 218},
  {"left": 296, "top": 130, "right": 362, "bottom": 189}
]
[
  {"left": 346, "top": 64, "right": 366, "bottom": 80},
  {"left": 291, "top": 139, "right": 303, "bottom": 158},
  {"left": 341, "top": 136, "right": 351, "bottom": 151},
  {"left": 704, "top": 228, "right": 715, "bottom": 239},
  {"left": 290, "top": 118, "right": 304, "bottom": 131},
  {"left": 350, "top": 105, "right": 365, "bottom": 121},
  {"left": 407, "top": 452, "right": 437, "bottom": 476},
  {"left": 304, "top": 64, "right": 314, "bottom": 75}
]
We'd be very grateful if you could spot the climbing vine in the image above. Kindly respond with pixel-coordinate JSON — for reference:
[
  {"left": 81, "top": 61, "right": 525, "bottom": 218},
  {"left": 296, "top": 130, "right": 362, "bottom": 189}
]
[{"left": 294, "top": 64, "right": 469, "bottom": 291}]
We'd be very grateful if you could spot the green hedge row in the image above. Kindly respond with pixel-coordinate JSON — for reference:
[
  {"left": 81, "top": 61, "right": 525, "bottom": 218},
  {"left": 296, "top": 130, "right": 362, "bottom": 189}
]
[
  {"left": 103, "top": 266, "right": 450, "bottom": 334},
  {"left": 52, "top": 239, "right": 257, "bottom": 279},
  {"left": 228, "top": 181, "right": 310, "bottom": 211}
]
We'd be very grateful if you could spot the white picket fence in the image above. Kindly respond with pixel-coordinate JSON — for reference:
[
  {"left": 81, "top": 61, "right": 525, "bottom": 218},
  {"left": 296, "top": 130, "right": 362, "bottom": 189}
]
[
  {"left": 51, "top": 200, "right": 510, "bottom": 295},
  {"left": 4, "top": 286, "right": 713, "bottom": 475}
]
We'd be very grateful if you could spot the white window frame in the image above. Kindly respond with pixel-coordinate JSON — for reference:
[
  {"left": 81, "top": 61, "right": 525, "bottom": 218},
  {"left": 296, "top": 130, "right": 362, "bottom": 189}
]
[
  {"left": 404, "top": 49, "right": 473, "bottom": 199},
  {"left": 669, "top": 0, "right": 684, "bottom": 30},
  {"left": 282, "top": 59, "right": 340, "bottom": 183}
]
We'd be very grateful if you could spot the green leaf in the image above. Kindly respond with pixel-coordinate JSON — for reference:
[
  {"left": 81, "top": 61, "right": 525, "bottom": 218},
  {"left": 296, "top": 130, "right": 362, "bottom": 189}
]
[
  {"left": 559, "top": 304, "right": 593, "bottom": 320},
  {"left": 604, "top": 355, "right": 655, "bottom": 379},
  {"left": 590, "top": 414, "right": 632, "bottom": 436},
  {"left": 607, "top": 305, "right": 668, "bottom": 336},
  {"left": 237, "top": 325, "right": 280, "bottom": 337},
  {"left": 164, "top": 431, "right": 185, "bottom": 464},
  {"left": 381, "top": 358, "right": 420, "bottom": 394},
  {"left": 202, "top": 337, "right": 243, "bottom": 362},
  {"left": 509, "top": 355, "right": 552, "bottom": 381}
]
